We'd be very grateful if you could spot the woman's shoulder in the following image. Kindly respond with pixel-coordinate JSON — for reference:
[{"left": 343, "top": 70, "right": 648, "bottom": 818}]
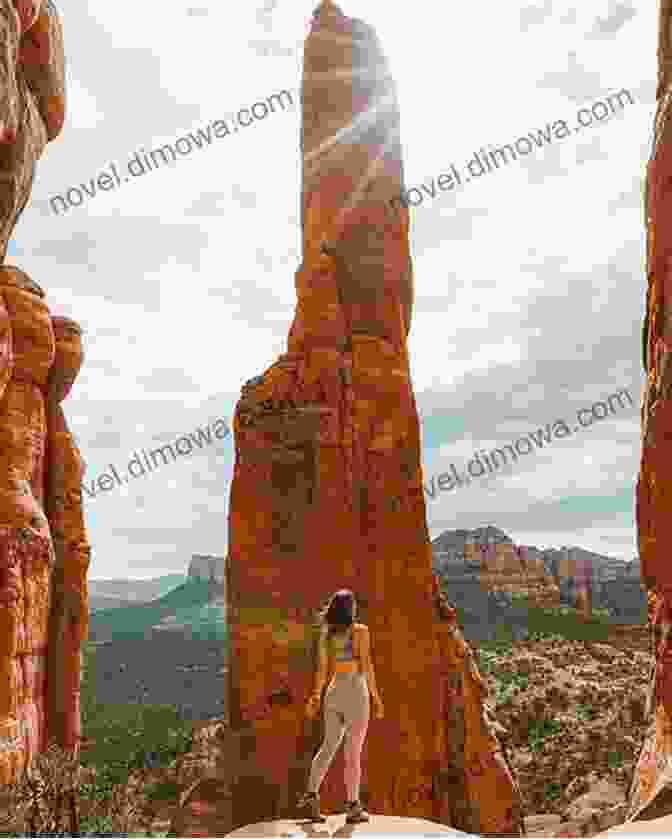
[{"left": 353, "top": 622, "right": 369, "bottom": 634}]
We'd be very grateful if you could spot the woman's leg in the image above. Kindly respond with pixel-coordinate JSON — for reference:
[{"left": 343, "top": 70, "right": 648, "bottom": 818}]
[
  {"left": 343, "top": 679, "right": 370, "bottom": 802},
  {"left": 307, "top": 704, "right": 346, "bottom": 793}
]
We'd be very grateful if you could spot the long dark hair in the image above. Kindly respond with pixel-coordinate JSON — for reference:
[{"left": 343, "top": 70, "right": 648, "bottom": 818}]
[{"left": 319, "top": 589, "right": 356, "bottom": 639}]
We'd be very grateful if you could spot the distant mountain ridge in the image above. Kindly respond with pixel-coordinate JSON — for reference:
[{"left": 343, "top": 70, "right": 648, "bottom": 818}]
[
  {"left": 432, "top": 526, "right": 513, "bottom": 554},
  {"left": 88, "top": 577, "right": 225, "bottom": 642},
  {"left": 86, "top": 529, "right": 641, "bottom": 645},
  {"left": 431, "top": 526, "right": 638, "bottom": 577},
  {"left": 88, "top": 574, "right": 187, "bottom": 614},
  {"left": 431, "top": 526, "right": 645, "bottom": 634},
  {"left": 87, "top": 559, "right": 229, "bottom": 615}
]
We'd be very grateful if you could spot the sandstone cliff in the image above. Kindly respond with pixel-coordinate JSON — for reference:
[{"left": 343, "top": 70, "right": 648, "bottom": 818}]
[{"left": 432, "top": 528, "right": 646, "bottom": 629}]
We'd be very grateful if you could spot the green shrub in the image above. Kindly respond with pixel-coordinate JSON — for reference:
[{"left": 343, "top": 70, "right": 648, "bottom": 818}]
[
  {"left": 543, "top": 781, "right": 563, "bottom": 801},
  {"left": 478, "top": 646, "right": 530, "bottom": 706},
  {"left": 479, "top": 636, "right": 514, "bottom": 657},
  {"left": 527, "top": 718, "right": 562, "bottom": 752},
  {"left": 146, "top": 779, "right": 181, "bottom": 803},
  {"left": 494, "top": 672, "right": 529, "bottom": 706},
  {"left": 577, "top": 703, "right": 596, "bottom": 722},
  {"left": 607, "top": 750, "right": 625, "bottom": 769},
  {"left": 79, "top": 641, "right": 195, "bottom": 786},
  {"left": 525, "top": 607, "right": 611, "bottom": 642}
]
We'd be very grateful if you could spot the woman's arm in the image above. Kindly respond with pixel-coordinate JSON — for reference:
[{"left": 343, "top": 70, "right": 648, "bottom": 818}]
[
  {"left": 312, "top": 630, "right": 329, "bottom": 696},
  {"left": 359, "top": 626, "right": 381, "bottom": 702}
]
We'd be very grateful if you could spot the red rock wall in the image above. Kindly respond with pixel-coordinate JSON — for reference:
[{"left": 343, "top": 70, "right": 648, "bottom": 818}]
[
  {"left": 433, "top": 579, "right": 526, "bottom": 835},
  {"left": 44, "top": 316, "right": 90, "bottom": 756},
  {"left": 0, "top": 0, "right": 87, "bottom": 784},
  {"left": 629, "top": 0, "right": 672, "bottom": 820},
  {"left": 0, "top": 267, "right": 56, "bottom": 784},
  {"left": 224, "top": 2, "right": 524, "bottom": 833},
  {"left": 464, "top": 541, "right": 561, "bottom": 610}
]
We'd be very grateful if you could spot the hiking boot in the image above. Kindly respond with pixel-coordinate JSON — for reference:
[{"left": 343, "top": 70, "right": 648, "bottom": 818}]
[
  {"left": 296, "top": 790, "right": 326, "bottom": 823},
  {"left": 345, "top": 799, "right": 369, "bottom": 823}
]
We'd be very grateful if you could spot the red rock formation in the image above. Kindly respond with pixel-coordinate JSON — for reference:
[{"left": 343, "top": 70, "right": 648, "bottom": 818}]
[
  {"left": 433, "top": 579, "right": 526, "bottom": 836},
  {"left": 553, "top": 549, "right": 594, "bottom": 619},
  {"left": 44, "top": 316, "right": 90, "bottom": 756},
  {"left": 222, "top": 1, "right": 524, "bottom": 834},
  {"left": 0, "top": 267, "right": 56, "bottom": 784},
  {"left": 628, "top": 0, "right": 672, "bottom": 822},
  {"left": 0, "top": 0, "right": 85, "bottom": 784},
  {"left": 464, "top": 540, "right": 561, "bottom": 611}
]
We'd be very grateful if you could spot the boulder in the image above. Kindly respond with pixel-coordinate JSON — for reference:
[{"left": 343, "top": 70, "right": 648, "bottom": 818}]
[
  {"left": 524, "top": 814, "right": 563, "bottom": 837},
  {"left": 598, "top": 813, "right": 672, "bottom": 834},
  {"left": 224, "top": 815, "right": 470, "bottom": 836},
  {"left": 564, "top": 778, "right": 626, "bottom": 823}
]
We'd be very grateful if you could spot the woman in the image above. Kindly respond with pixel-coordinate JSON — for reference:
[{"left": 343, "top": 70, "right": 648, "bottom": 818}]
[{"left": 297, "top": 590, "right": 384, "bottom": 824}]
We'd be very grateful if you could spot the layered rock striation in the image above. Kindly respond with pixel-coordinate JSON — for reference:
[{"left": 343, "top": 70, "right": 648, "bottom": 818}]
[
  {"left": 222, "top": 1, "right": 523, "bottom": 834},
  {"left": 464, "top": 541, "right": 560, "bottom": 611},
  {"left": 0, "top": 0, "right": 88, "bottom": 784},
  {"left": 433, "top": 529, "right": 560, "bottom": 643},
  {"left": 432, "top": 528, "right": 646, "bottom": 634}
]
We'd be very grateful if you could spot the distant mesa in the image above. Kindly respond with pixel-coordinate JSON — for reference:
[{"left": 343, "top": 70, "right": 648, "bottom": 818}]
[
  {"left": 432, "top": 525, "right": 513, "bottom": 555},
  {"left": 188, "top": 554, "right": 226, "bottom": 584},
  {"left": 431, "top": 525, "right": 646, "bottom": 640},
  {"left": 88, "top": 565, "right": 226, "bottom": 644}
]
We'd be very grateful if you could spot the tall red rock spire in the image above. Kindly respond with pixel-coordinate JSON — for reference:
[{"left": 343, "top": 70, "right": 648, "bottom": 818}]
[
  {"left": 627, "top": 0, "right": 672, "bottom": 823},
  {"left": 223, "top": 2, "right": 524, "bottom": 834}
]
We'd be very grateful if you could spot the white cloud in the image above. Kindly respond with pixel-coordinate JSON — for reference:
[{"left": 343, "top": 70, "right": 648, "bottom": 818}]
[{"left": 19, "top": 0, "right": 651, "bottom": 576}]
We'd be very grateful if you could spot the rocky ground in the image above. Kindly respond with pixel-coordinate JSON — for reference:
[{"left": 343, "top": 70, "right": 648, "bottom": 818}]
[
  {"left": 159, "top": 622, "right": 653, "bottom": 837},
  {"left": 475, "top": 621, "right": 652, "bottom": 836},
  {"left": 1, "top": 622, "right": 652, "bottom": 837}
]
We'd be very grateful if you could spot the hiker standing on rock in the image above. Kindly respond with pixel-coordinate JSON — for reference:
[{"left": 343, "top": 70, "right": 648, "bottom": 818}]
[{"left": 297, "top": 589, "right": 384, "bottom": 824}]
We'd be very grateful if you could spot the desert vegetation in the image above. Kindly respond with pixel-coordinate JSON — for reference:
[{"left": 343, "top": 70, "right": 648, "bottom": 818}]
[
  {"left": 0, "top": 598, "right": 651, "bottom": 837},
  {"left": 475, "top": 620, "right": 650, "bottom": 829},
  {"left": 0, "top": 639, "right": 201, "bottom": 837}
]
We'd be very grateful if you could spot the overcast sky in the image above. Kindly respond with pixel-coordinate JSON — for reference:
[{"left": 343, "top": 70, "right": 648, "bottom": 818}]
[{"left": 13, "top": 0, "right": 649, "bottom": 579}]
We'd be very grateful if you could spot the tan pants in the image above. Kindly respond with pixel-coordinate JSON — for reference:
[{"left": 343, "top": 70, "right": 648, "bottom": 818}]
[{"left": 308, "top": 672, "right": 369, "bottom": 801}]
